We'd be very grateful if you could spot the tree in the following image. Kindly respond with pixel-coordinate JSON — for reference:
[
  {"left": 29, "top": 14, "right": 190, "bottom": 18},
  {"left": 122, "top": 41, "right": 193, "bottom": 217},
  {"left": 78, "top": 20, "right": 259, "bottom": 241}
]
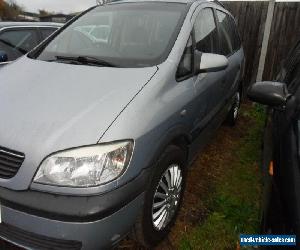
[
  {"left": 96, "top": 0, "right": 111, "bottom": 5},
  {"left": 39, "top": 9, "right": 53, "bottom": 17},
  {"left": 0, "top": 0, "right": 6, "bottom": 18},
  {"left": 0, "top": 0, "right": 23, "bottom": 20}
]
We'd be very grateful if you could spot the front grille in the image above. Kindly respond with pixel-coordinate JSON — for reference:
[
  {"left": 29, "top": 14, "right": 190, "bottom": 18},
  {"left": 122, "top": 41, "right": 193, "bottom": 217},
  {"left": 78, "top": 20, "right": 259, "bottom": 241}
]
[
  {"left": 0, "top": 146, "right": 25, "bottom": 179},
  {"left": 0, "top": 223, "right": 82, "bottom": 250}
]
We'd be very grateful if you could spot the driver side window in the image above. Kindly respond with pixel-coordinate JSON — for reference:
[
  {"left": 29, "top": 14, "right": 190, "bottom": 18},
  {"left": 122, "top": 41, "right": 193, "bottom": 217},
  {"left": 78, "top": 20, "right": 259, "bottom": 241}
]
[
  {"left": 194, "top": 8, "right": 218, "bottom": 54},
  {"left": 176, "top": 8, "right": 219, "bottom": 81}
]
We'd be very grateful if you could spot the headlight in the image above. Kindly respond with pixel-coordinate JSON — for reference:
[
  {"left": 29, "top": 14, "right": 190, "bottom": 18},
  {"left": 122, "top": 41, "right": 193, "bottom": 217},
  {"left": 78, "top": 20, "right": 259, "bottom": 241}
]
[{"left": 33, "top": 141, "right": 133, "bottom": 187}]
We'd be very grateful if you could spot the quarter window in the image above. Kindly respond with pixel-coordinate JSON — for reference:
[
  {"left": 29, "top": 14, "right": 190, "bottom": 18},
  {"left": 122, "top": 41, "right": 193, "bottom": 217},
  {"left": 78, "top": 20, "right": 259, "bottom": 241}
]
[
  {"left": 194, "top": 8, "right": 218, "bottom": 54},
  {"left": 176, "top": 35, "right": 193, "bottom": 80}
]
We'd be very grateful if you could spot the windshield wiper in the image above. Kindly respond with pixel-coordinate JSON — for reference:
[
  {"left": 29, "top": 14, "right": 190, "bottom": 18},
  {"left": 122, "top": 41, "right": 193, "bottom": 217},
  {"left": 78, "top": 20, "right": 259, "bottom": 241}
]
[{"left": 54, "top": 55, "right": 117, "bottom": 67}]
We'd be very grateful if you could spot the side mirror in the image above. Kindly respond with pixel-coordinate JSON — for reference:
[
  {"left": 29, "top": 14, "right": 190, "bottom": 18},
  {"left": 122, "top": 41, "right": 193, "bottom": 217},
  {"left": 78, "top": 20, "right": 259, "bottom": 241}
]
[
  {"left": 247, "top": 81, "right": 290, "bottom": 107},
  {"left": 0, "top": 51, "right": 8, "bottom": 63},
  {"left": 195, "top": 51, "right": 229, "bottom": 74}
]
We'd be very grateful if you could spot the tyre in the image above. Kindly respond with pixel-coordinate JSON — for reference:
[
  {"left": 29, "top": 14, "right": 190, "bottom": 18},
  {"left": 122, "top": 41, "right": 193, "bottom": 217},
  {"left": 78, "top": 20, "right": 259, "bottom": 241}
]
[
  {"left": 226, "top": 89, "right": 241, "bottom": 126},
  {"left": 133, "top": 145, "right": 187, "bottom": 247}
]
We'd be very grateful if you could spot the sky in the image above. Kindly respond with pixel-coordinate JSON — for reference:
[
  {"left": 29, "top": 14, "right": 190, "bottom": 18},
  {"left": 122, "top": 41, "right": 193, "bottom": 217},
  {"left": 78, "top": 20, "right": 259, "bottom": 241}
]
[
  {"left": 7, "top": 0, "right": 300, "bottom": 14},
  {"left": 9, "top": 0, "right": 97, "bottom": 14}
]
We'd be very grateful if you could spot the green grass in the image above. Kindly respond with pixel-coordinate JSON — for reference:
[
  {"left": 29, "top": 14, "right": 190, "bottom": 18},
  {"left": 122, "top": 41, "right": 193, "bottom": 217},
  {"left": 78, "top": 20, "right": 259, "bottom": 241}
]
[{"left": 179, "top": 105, "right": 265, "bottom": 250}]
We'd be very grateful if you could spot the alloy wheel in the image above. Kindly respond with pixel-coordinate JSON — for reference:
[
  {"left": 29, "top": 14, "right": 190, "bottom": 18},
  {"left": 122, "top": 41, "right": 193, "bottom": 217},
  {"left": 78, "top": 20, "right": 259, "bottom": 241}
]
[{"left": 152, "top": 164, "right": 183, "bottom": 231}]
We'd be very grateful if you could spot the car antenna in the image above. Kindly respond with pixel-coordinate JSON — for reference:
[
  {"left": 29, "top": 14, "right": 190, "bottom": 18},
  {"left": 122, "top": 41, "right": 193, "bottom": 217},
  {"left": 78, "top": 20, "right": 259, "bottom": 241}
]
[
  {"left": 96, "top": 0, "right": 106, "bottom": 6},
  {"left": 213, "top": 0, "right": 225, "bottom": 8}
]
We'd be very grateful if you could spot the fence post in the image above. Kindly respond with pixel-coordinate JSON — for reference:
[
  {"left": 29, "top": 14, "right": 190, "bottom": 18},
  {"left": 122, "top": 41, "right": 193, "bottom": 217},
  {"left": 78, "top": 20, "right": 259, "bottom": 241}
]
[{"left": 256, "top": 0, "right": 276, "bottom": 82}]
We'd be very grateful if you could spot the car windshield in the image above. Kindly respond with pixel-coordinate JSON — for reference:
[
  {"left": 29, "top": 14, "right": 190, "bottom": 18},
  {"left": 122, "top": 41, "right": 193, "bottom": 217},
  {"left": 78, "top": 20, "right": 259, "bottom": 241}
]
[{"left": 33, "top": 3, "right": 187, "bottom": 67}]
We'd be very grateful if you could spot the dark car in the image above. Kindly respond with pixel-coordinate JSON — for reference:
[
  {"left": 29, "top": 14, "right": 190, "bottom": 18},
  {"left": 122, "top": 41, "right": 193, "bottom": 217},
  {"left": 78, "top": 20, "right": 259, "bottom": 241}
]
[
  {"left": 248, "top": 41, "right": 300, "bottom": 248},
  {"left": 0, "top": 22, "right": 62, "bottom": 66}
]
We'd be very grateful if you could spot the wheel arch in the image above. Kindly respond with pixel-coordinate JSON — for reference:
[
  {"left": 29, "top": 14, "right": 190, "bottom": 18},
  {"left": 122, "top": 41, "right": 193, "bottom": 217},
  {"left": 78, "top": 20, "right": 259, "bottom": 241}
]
[{"left": 149, "top": 126, "right": 192, "bottom": 171}]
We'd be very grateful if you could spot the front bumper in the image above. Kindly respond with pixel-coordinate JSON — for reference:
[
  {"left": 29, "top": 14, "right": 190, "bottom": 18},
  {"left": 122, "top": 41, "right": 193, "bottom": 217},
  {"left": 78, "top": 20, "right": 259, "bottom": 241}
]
[
  {"left": 0, "top": 168, "right": 151, "bottom": 249},
  {"left": 0, "top": 193, "right": 144, "bottom": 249}
]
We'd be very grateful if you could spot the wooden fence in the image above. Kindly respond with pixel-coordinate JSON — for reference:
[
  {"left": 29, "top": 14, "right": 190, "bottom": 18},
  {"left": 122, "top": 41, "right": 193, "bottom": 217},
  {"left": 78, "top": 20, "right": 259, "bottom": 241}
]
[{"left": 223, "top": 1, "right": 300, "bottom": 85}]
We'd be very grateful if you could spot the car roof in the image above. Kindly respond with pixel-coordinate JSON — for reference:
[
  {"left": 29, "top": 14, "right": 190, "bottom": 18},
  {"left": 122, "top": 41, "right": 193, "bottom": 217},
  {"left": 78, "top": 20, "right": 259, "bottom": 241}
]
[
  {"left": 106, "top": 0, "right": 227, "bottom": 10},
  {"left": 0, "top": 22, "right": 63, "bottom": 29},
  {"left": 108, "top": 0, "right": 206, "bottom": 4}
]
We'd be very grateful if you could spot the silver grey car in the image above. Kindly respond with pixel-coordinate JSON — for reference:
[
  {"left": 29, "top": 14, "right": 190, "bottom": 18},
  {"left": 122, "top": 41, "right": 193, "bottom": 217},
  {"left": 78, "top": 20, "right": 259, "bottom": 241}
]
[
  {"left": 0, "top": 22, "right": 62, "bottom": 67},
  {"left": 0, "top": 0, "right": 244, "bottom": 249}
]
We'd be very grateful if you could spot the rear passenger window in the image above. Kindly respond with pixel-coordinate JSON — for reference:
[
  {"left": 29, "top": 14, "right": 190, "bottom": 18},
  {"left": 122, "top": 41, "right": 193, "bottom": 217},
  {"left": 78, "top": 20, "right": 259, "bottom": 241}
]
[
  {"left": 216, "top": 10, "right": 240, "bottom": 56},
  {"left": 194, "top": 8, "right": 218, "bottom": 54},
  {"left": 40, "top": 28, "right": 57, "bottom": 40}
]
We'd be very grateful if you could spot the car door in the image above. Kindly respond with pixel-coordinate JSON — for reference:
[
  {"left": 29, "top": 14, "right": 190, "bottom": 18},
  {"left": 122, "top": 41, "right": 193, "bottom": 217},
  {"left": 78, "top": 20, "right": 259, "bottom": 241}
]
[
  {"left": 215, "top": 9, "right": 243, "bottom": 103},
  {"left": 271, "top": 108, "right": 300, "bottom": 237},
  {"left": 0, "top": 27, "right": 39, "bottom": 62},
  {"left": 192, "top": 7, "right": 227, "bottom": 134},
  {"left": 261, "top": 43, "right": 300, "bottom": 237},
  {"left": 177, "top": 6, "right": 227, "bottom": 159},
  {"left": 278, "top": 57, "right": 300, "bottom": 238}
]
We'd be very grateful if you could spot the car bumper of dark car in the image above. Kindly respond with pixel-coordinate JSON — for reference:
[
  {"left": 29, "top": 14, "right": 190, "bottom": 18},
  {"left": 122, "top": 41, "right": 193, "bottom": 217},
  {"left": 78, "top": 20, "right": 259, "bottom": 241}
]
[{"left": 0, "top": 168, "right": 151, "bottom": 249}]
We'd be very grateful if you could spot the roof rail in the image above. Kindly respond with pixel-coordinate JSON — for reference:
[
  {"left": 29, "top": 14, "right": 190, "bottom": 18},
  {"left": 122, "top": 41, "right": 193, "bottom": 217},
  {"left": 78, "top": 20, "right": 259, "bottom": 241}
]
[{"left": 213, "top": 0, "right": 225, "bottom": 8}]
